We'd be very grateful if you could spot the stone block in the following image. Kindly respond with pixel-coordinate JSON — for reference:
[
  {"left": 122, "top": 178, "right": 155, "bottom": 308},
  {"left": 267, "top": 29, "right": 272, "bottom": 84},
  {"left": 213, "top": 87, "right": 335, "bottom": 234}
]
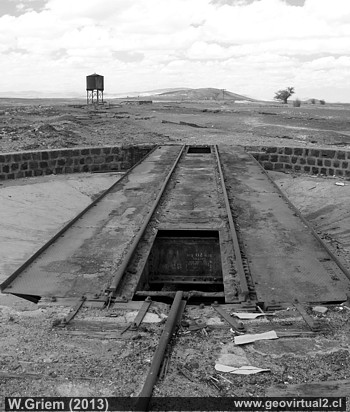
[
  {"left": 285, "top": 147, "right": 293, "bottom": 155},
  {"left": 29, "top": 161, "right": 38, "bottom": 169},
  {"left": 22, "top": 153, "right": 32, "bottom": 160},
  {"left": 337, "top": 151, "right": 346, "bottom": 160},
  {"left": 50, "top": 151, "right": 59, "bottom": 159},
  {"left": 293, "top": 148, "right": 303, "bottom": 156},
  {"left": 274, "top": 163, "right": 284, "bottom": 170},
  {"left": 263, "top": 162, "right": 273, "bottom": 170},
  {"left": 307, "top": 157, "right": 316, "bottom": 165},
  {"left": 279, "top": 155, "right": 290, "bottom": 163},
  {"left": 93, "top": 156, "right": 105, "bottom": 164},
  {"left": 321, "top": 150, "right": 335, "bottom": 158}
]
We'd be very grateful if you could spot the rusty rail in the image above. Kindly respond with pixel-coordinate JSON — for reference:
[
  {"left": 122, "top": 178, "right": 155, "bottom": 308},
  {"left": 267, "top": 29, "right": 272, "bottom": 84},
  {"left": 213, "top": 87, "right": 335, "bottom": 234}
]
[
  {"left": 135, "top": 291, "right": 185, "bottom": 411},
  {"left": 214, "top": 145, "right": 249, "bottom": 300}
]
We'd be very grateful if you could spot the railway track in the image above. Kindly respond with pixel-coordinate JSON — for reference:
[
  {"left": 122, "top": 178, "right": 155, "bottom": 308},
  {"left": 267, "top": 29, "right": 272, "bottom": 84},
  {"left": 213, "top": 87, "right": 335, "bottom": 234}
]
[{"left": 2, "top": 144, "right": 350, "bottom": 405}]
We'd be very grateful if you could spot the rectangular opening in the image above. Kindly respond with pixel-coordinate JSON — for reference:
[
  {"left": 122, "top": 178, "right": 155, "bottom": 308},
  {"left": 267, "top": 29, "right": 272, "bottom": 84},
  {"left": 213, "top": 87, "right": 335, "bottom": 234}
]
[
  {"left": 187, "top": 146, "right": 211, "bottom": 154},
  {"left": 136, "top": 230, "right": 224, "bottom": 294}
]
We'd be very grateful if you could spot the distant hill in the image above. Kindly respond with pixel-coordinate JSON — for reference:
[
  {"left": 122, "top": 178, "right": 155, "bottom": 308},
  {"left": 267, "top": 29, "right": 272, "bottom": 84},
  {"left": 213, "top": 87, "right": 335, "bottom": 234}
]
[{"left": 153, "top": 87, "right": 256, "bottom": 101}]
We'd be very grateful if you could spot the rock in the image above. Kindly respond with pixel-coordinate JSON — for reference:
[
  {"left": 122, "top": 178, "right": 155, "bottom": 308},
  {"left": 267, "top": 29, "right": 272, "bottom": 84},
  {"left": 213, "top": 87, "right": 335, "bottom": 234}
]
[{"left": 313, "top": 306, "right": 328, "bottom": 314}]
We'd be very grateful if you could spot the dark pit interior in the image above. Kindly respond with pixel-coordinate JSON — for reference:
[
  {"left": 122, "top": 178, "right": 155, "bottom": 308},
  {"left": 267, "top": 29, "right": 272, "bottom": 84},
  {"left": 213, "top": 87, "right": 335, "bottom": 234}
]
[
  {"left": 187, "top": 146, "right": 211, "bottom": 154},
  {"left": 135, "top": 230, "right": 224, "bottom": 298}
]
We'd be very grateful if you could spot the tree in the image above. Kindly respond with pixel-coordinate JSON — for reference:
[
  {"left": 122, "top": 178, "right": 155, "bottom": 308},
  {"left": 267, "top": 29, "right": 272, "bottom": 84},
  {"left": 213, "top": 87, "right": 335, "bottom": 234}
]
[{"left": 274, "top": 87, "right": 295, "bottom": 104}]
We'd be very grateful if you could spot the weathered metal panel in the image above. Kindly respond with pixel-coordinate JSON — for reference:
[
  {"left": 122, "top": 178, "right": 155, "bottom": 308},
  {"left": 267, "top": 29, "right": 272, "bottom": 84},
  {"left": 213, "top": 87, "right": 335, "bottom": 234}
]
[
  {"left": 86, "top": 74, "right": 104, "bottom": 91},
  {"left": 149, "top": 232, "right": 223, "bottom": 284}
]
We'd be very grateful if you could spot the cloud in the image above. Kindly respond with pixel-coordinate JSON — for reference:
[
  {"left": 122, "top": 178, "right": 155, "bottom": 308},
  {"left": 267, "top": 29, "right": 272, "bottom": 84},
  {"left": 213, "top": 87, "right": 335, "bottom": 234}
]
[{"left": 0, "top": 0, "right": 349, "bottom": 101}]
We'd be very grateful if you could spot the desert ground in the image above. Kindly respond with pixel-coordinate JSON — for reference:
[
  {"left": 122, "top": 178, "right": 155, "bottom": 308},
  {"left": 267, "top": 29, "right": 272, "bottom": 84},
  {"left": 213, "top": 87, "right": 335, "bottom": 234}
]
[{"left": 1, "top": 97, "right": 350, "bottom": 405}]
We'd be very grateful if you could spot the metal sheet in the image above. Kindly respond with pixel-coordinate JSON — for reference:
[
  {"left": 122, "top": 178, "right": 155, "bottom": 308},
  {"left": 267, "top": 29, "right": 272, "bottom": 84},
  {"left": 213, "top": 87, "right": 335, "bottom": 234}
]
[
  {"left": 1, "top": 146, "right": 183, "bottom": 299},
  {"left": 149, "top": 234, "right": 223, "bottom": 284},
  {"left": 219, "top": 146, "right": 350, "bottom": 304}
]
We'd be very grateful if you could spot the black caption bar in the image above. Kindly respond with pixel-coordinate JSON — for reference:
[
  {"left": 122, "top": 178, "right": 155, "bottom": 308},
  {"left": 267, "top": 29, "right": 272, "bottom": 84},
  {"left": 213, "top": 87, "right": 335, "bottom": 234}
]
[{"left": 4, "top": 397, "right": 347, "bottom": 411}]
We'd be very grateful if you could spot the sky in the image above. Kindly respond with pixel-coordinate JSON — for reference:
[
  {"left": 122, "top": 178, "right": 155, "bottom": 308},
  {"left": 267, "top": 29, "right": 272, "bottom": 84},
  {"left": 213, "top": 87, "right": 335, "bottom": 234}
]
[{"left": 0, "top": 0, "right": 349, "bottom": 102}]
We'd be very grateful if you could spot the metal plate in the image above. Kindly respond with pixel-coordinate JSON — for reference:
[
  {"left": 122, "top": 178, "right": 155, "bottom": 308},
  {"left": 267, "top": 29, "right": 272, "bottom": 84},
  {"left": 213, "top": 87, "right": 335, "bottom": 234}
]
[
  {"left": 219, "top": 146, "right": 350, "bottom": 304},
  {"left": 148, "top": 231, "right": 223, "bottom": 284}
]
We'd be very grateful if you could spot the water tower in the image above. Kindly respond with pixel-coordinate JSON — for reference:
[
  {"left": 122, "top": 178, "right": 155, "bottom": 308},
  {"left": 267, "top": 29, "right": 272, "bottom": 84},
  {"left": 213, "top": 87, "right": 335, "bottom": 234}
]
[{"left": 86, "top": 73, "right": 104, "bottom": 104}]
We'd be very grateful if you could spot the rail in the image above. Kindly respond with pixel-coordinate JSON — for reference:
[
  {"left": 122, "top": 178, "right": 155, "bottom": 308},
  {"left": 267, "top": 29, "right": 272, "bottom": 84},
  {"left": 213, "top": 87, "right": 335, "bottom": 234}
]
[{"left": 214, "top": 145, "right": 250, "bottom": 300}]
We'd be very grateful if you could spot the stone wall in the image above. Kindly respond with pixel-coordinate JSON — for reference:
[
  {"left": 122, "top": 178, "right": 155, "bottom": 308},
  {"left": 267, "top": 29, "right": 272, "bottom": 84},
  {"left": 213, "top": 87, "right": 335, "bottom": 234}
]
[
  {"left": 247, "top": 146, "right": 350, "bottom": 178},
  {"left": 0, "top": 145, "right": 154, "bottom": 180}
]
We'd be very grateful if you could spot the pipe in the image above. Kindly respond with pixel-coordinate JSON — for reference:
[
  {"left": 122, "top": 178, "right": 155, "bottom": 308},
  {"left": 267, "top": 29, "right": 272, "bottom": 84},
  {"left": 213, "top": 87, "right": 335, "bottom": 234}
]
[{"left": 135, "top": 291, "right": 184, "bottom": 411}]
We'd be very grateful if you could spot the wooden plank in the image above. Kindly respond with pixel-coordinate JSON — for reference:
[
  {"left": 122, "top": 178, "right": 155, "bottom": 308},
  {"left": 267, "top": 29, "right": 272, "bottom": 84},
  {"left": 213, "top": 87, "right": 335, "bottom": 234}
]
[
  {"left": 266, "top": 379, "right": 350, "bottom": 396},
  {"left": 58, "top": 330, "right": 147, "bottom": 340}
]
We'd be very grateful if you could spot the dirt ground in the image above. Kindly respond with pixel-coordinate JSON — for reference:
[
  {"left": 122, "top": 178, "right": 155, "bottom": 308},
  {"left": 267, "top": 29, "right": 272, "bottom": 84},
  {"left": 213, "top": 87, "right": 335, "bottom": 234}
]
[
  {"left": 1, "top": 99, "right": 350, "bottom": 407},
  {"left": 0, "top": 98, "right": 350, "bottom": 152}
]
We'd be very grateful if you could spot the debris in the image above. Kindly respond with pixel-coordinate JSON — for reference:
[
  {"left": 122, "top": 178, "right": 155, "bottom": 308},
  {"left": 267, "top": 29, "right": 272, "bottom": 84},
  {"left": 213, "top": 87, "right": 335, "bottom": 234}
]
[
  {"left": 231, "top": 312, "right": 274, "bottom": 320},
  {"left": 212, "top": 303, "right": 245, "bottom": 332},
  {"left": 218, "top": 374, "right": 235, "bottom": 385},
  {"left": 234, "top": 331, "right": 278, "bottom": 345},
  {"left": 294, "top": 302, "right": 322, "bottom": 331},
  {"left": 215, "top": 364, "right": 270, "bottom": 375},
  {"left": 312, "top": 306, "right": 328, "bottom": 314},
  {"left": 188, "top": 320, "right": 207, "bottom": 331},
  {"left": 335, "top": 182, "right": 345, "bottom": 186},
  {"left": 179, "top": 121, "right": 206, "bottom": 128},
  {"left": 177, "top": 365, "right": 195, "bottom": 382}
]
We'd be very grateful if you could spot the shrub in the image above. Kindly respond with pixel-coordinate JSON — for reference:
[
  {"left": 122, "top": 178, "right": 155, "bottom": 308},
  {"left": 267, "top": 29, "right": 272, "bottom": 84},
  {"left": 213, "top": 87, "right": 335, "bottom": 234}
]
[
  {"left": 310, "top": 98, "right": 316, "bottom": 104},
  {"left": 293, "top": 98, "right": 301, "bottom": 107},
  {"left": 320, "top": 99, "right": 326, "bottom": 105}
]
